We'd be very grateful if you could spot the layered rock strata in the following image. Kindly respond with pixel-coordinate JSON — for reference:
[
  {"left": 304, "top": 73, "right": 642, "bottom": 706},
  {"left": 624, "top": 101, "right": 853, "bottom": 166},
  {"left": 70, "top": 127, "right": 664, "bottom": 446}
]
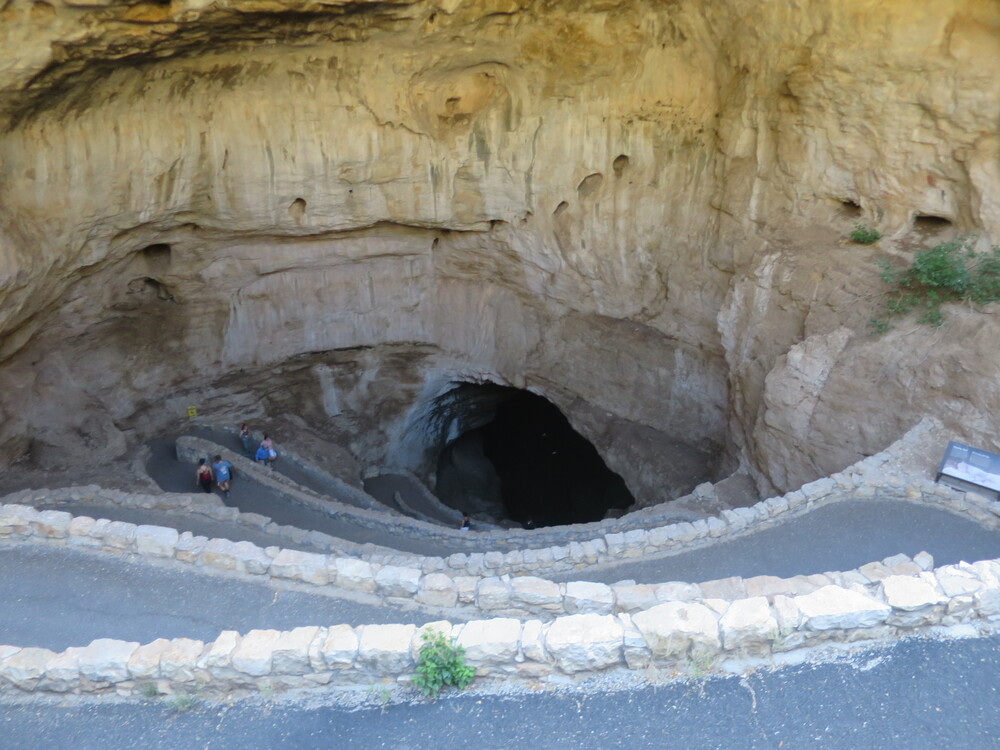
[{"left": 0, "top": 0, "right": 996, "bottom": 505}]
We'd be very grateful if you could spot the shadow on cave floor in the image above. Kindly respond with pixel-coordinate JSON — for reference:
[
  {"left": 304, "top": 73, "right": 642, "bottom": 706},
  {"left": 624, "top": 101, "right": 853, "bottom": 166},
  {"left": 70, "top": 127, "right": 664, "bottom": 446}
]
[{"left": 547, "top": 500, "right": 1000, "bottom": 585}]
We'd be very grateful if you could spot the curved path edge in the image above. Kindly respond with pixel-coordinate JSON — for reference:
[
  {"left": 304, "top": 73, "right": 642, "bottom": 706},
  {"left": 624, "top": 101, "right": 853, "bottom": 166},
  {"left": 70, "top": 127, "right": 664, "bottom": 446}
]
[{"left": 6, "top": 417, "right": 1000, "bottom": 697}]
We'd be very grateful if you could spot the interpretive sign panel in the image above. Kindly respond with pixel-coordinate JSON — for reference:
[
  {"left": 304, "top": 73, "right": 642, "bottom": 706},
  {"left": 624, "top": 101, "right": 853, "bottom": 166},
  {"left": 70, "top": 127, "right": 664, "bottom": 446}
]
[{"left": 936, "top": 441, "right": 1000, "bottom": 495}]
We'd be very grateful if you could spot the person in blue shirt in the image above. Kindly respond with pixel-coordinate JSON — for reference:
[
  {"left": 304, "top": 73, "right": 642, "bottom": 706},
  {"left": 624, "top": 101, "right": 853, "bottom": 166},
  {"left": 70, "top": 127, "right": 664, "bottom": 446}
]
[
  {"left": 255, "top": 442, "right": 271, "bottom": 465},
  {"left": 212, "top": 454, "right": 233, "bottom": 496}
]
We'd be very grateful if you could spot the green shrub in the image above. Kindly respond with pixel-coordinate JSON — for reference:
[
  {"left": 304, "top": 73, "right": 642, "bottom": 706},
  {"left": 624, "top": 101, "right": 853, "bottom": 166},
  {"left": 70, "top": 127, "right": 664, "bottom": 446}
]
[
  {"left": 412, "top": 629, "right": 474, "bottom": 698},
  {"left": 871, "top": 238, "right": 1000, "bottom": 331},
  {"left": 849, "top": 223, "right": 882, "bottom": 244}
]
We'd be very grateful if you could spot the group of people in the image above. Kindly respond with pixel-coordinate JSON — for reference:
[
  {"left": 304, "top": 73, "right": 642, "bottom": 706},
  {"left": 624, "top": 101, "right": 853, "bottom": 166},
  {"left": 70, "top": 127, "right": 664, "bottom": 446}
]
[
  {"left": 195, "top": 455, "right": 233, "bottom": 496},
  {"left": 240, "top": 424, "right": 278, "bottom": 466},
  {"left": 195, "top": 424, "right": 279, "bottom": 495}
]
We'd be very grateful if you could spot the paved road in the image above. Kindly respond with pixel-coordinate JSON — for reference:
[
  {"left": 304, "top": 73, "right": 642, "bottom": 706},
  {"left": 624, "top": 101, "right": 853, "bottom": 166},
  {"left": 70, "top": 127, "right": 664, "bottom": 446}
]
[
  {"left": 550, "top": 500, "right": 1000, "bottom": 584},
  {"left": 2, "top": 634, "right": 997, "bottom": 749},
  {"left": 364, "top": 473, "right": 459, "bottom": 527},
  {"left": 0, "top": 546, "right": 445, "bottom": 652}
]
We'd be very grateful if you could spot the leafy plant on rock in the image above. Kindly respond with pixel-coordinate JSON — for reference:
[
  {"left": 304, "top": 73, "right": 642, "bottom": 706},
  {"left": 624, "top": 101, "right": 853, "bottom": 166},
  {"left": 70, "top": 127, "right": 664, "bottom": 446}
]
[
  {"left": 870, "top": 238, "right": 1000, "bottom": 332},
  {"left": 412, "top": 629, "right": 475, "bottom": 699},
  {"left": 849, "top": 223, "right": 883, "bottom": 244}
]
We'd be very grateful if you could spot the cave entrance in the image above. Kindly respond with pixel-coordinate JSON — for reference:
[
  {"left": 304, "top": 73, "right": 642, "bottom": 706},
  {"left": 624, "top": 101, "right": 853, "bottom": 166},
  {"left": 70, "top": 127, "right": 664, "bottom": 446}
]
[{"left": 434, "top": 384, "right": 634, "bottom": 528}]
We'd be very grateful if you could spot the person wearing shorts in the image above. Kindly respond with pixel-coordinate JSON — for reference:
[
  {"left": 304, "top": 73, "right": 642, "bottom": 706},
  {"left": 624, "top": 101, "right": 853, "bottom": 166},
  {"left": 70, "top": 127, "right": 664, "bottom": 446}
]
[
  {"left": 212, "top": 454, "right": 233, "bottom": 496},
  {"left": 196, "top": 459, "right": 213, "bottom": 493}
]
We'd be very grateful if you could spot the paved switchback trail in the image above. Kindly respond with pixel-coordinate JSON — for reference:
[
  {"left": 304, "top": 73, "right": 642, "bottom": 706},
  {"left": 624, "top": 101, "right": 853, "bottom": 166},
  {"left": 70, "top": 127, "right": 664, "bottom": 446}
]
[{"left": 7, "top": 427, "right": 1000, "bottom": 655}]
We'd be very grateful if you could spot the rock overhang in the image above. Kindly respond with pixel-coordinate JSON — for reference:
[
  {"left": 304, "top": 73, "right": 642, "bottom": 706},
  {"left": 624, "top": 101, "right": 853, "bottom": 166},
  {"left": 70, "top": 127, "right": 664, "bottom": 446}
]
[{"left": 0, "top": 0, "right": 997, "bottom": 499}]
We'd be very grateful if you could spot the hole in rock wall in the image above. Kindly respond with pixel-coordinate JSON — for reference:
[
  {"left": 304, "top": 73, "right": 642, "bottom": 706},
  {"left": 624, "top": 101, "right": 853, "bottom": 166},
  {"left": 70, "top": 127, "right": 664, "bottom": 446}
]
[
  {"left": 433, "top": 383, "right": 634, "bottom": 528},
  {"left": 288, "top": 198, "right": 307, "bottom": 222},
  {"left": 577, "top": 173, "right": 604, "bottom": 200},
  {"left": 838, "top": 199, "right": 861, "bottom": 219},
  {"left": 612, "top": 154, "right": 629, "bottom": 177},
  {"left": 141, "top": 243, "right": 172, "bottom": 273},
  {"left": 914, "top": 214, "right": 952, "bottom": 235}
]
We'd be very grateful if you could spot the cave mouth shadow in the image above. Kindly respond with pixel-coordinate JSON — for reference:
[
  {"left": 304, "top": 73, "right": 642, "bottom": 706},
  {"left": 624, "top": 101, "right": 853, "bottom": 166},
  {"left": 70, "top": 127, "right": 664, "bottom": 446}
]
[{"left": 434, "top": 384, "right": 634, "bottom": 528}]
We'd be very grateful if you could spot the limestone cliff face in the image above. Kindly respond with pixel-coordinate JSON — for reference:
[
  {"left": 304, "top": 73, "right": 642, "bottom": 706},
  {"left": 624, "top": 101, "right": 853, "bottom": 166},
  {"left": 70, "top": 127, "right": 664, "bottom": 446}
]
[{"left": 0, "top": 0, "right": 996, "bottom": 502}]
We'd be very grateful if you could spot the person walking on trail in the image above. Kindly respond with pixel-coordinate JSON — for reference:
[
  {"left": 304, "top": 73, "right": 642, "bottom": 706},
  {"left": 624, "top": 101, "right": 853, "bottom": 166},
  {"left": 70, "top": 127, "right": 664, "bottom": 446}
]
[
  {"left": 212, "top": 454, "right": 233, "bottom": 496},
  {"left": 239, "top": 423, "right": 253, "bottom": 457},
  {"left": 256, "top": 434, "right": 277, "bottom": 466},
  {"left": 196, "top": 459, "right": 213, "bottom": 493}
]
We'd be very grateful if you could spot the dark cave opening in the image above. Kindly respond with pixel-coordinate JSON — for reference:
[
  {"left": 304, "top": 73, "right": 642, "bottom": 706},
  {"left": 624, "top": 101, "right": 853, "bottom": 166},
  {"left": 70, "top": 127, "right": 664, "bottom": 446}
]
[{"left": 435, "top": 385, "right": 634, "bottom": 528}]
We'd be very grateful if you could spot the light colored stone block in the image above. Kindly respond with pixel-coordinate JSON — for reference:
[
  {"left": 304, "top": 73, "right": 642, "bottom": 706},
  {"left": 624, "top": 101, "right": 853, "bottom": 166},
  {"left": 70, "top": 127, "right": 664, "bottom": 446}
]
[
  {"left": 719, "top": 597, "right": 777, "bottom": 653},
  {"left": 772, "top": 595, "right": 801, "bottom": 631},
  {"left": 454, "top": 576, "right": 478, "bottom": 604},
  {"left": 859, "top": 562, "right": 894, "bottom": 583},
  {"left": 358, "top": 624, "right": 416, "bottom": 673},
  {"left": 612, "top": 584, "right": 657, "bottom": 613},
  {"left": 232, "top": 630, "right": 282, "bottom": 676},
  {"left": 882, "top": 576, "right": 945, "bottom": 611},
  {"left": 619, "top": 612, "right": 652, "bottom": 669},
  {"left": 654, "top": 582, "right": 702, "bottom": 602},
  {"left": 744, "top": 575, "right": 792, "bottom": 599},
  {"left": 699, "top": 576, "right": 747, "bottom": 600},
  {"left": 415, "top": 573, "right": 458, "bottom": 608},
  {"left": 31, "top": 509, "right": 73, "bottom": 538},
  {"left": 160, "top": 638, "right": 204, "bottom": 682},
  {"left": 273, "top": 627, "right": 322, "bottom": 675},
  {"left": 77, "top": 639, "right": 139, "bottom": 683},
  {"left": 544, "top": 614, "right": 624, "bottom": 673},
  {"left": 564, "top": 581, "right": 614, "bottom": 614},
  {"left": 794, "top": 586, "right": 891, "bottom": 631},
  {"left": 199, "top": 631, "right": 241, "bottom": 671},
  {"left": 975, "top": 587, "right": 1000, "bottom": 617},
  {"left": 935, "top": 565, "right": 983, "bottom": 597},
  {"left": 271, "top": 549, "right": 329, "bottom": 585},
  {"left": 632, "top": 602, "right": 720, "bottom": 659},
  {"left": 476, "top": 577, "right": 511, "bottom": 610},
  {"left": 520, "top": 620, "right": 546, "bottom": 662},
  {"left": 320, "top": 625, "right": 359, "bottom": 668},
  {"left": 128, "top": 638, "right": 170, "bottom": 679},
  {"left": 175, "top": 533, "right": 208, "bottom": 563},
  {"left": 332, "top": 558, "right": 376, "bottom": 593},
  {"left": 135, "top": 525, "right": 179, "bottom": 558},
  {"left": 200, "top": 538, "right": 249, "bottom": 573},
  {"left": 375, "top": 565, "right": 421, "bottom": 597},
  {"left": 1, "top": 647, "right": 55, "bottom": 688},
  {"left": 43, "top": 647, "right": 84, "bottom": 691},
  {"left": 511, "top": 576, "right": 562, "bottom": 610},
  {"left": 456, "top": 619, "right": 521, "bottom": 666},
  {"left": 101, "top": 521, "right": 137, "bottom": 550}
]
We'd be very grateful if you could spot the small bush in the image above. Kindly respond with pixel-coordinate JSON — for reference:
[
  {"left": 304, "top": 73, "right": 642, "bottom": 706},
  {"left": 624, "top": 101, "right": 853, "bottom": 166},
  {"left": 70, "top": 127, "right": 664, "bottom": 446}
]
[
  {"left": 165, "top": 692, "right": 198, "bottom": 714},
  {"left": 871, "top": 238, "right": 1000, "bottom": 331},
  {"left": 412, "top": 629, "right": 474, "bottom": 698},
  {"left": 849, "top": 223, "right": 883, "bottom": 244},
  {"left": 140, "top": 682, "right": 160, "bottom": 699}
]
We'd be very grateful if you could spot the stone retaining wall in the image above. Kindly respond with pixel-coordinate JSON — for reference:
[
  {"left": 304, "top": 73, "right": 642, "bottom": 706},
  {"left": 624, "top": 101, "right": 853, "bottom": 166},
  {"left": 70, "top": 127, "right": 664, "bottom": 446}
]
[
  {"left": 168, "top": 420, "right": 995, "bottom": 580},
  {"left": 6, "top": 417, "right": 1000, "bottom": 696},
  {"left": 7, "top": 484, "right": 360, "bottom": 557},
  {"left": 3, "top": 543, "right": 999, "bottom": 696},
  {"left": 3, "top": 476, "right": 1000, "bottom": 622}
]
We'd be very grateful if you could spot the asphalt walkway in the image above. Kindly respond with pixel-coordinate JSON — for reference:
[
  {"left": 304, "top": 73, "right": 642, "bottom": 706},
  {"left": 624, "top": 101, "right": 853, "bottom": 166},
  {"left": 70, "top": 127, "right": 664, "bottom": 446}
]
[
  {"left": 550, "top": 500, "right": 1000, "bottom": 584},
  {"left": 146, "top": 436, "right": 462, "bottom": 557},
  {"left": 2, "top": 634, "right": 998, "bottom": 749},
  {"left": 0, "top": 545, "right": 442, "bottom": 652}
]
